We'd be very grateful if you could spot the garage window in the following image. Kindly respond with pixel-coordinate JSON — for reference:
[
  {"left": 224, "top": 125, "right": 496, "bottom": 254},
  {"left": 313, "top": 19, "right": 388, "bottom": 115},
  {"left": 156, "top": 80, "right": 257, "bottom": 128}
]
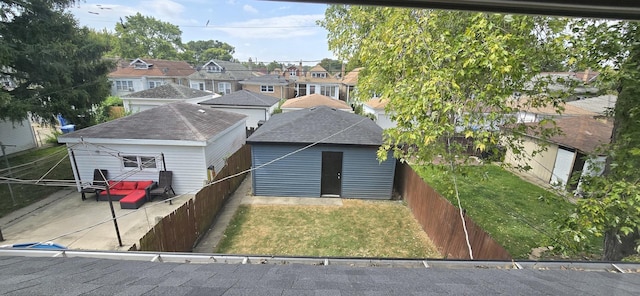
[{"left": 121, "top": 155, "right": 157, "bottom": 170}]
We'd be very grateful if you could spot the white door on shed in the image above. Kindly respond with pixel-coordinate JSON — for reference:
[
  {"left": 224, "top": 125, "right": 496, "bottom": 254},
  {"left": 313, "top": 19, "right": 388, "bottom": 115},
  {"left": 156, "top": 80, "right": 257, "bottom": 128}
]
[{"left": 551, "top": 148, "right": 575, "bottom": 189}]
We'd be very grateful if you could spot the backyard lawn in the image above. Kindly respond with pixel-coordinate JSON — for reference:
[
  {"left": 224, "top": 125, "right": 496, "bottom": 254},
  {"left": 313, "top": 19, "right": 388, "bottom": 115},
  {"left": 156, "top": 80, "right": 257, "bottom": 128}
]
[
  {"left": 0, "top": 145, "right": 73, "bottom": 218},
  {"left": 216, "top": 199, "right": 442, "bottom": 258},
  {"left": 414, "top": 164, "right": 602, "bottom": 259}
]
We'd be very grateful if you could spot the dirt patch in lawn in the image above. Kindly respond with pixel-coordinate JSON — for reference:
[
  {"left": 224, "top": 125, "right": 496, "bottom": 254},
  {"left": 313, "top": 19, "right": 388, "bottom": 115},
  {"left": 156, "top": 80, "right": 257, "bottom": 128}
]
[{"left": 216, "top": 199, "right": 442, "bottom": 258}]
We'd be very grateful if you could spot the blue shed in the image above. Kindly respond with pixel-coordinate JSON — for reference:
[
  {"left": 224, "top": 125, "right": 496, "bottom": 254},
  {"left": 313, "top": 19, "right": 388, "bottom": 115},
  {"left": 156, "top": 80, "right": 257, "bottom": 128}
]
[{"left": 247, "top": 106, "right": 395, "bottom": 199}]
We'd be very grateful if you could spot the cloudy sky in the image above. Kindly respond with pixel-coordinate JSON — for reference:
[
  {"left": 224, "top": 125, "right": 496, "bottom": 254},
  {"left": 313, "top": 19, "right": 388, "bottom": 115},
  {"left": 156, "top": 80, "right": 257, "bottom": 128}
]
[{"left": 68, "top": 0, "right": 334, "bottom": 64}]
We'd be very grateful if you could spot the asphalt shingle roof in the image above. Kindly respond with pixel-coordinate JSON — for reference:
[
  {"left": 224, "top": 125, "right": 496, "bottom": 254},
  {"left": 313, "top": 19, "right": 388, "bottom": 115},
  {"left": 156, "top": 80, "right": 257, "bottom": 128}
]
[
  {"left": 247, "top": 106, "right": 382, "bottom": 146},
  {"left": 526, "top": 116, "right": 613, "bottom": 154},
  {"left": 281, "top": 94, "right": 351, "bottom": 110},
  {"left": 58, "top": 102, "right": 246, "bottom": 142},
  {"left": 199, "top": 90, "right": 280, "bottom": 107},
  {"left": 109, "top": 58, "right": 195, "bottom": 78},
  {"left": 239, "top": 74, "right": 290, "bottom": 86},
  {"left": 567, "top": 94, "right": 617, "bottom": 114},
  {"left": 0, "top": 255, "right": 637, "bottom": 296},
  {"left": 188, "top": 59, "right": 254, "bottom": 81},
  {"left": 122, "top": 83, "right": 213, "bottom": 99}
]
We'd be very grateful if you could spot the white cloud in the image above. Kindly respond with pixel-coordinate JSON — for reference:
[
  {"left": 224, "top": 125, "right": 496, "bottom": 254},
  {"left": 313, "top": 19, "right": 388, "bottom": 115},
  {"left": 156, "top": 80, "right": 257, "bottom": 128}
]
[
  {"left": 212, "top": 14, "right": 324, "bottom": 39},
  {"left": 227, "top": 0, "right": 236, "bottom": 4},
  {"left": 141, "top": 0, "right": 185, "bottom": 21},
  {"left": 243, "top": 4, "right": 258, "bottom": 14}
]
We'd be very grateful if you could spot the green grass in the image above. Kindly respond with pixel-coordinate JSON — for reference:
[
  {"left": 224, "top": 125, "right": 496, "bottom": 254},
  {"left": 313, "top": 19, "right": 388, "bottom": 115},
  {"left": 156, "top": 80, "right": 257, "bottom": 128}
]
[
  {"left": 216, "top": 200, "right": 442, "bottom": 258},
  {"left": 414, "top": 164, "right": 602, "bottom": 259},
  {"left": 0, "top": 145, "right": 74, "bottom": 218}
]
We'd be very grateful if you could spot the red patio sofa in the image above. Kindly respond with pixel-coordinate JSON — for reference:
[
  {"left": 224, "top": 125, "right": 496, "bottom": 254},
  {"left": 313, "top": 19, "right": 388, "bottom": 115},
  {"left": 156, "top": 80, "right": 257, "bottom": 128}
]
[{"left": 97, "top": 180, "right": 156, "bottom": 209}]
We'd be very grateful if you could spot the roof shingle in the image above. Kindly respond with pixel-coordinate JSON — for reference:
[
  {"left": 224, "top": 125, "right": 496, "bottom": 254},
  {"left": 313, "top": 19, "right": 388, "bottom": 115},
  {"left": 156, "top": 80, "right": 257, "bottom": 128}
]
[
  {"left": 199, "top": 90, "right": 280, "bottom": 107},
  {"left": 58, "top": 102, "right": 246, "bottom": 142},
  {"left": 282, "top": 94, "right": 351, "bottom": 110},
  {"left": 109, "top": 58, "right": 195, "bottom": 78},
  {"left": 122, "top": 83, "right": 213, "bottom": 99},
  {"left": 247, "top": 106, "right": 382, "bottom": 146}
]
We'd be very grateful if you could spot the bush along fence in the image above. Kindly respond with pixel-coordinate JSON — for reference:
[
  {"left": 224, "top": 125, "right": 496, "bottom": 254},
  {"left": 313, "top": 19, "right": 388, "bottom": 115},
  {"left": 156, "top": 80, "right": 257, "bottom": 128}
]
[
  {"left": 133, "top": 145, "right": 251, "bottom": 252},
  {"left": 394, "top": 162, "right": 511, "bottom": 260}
]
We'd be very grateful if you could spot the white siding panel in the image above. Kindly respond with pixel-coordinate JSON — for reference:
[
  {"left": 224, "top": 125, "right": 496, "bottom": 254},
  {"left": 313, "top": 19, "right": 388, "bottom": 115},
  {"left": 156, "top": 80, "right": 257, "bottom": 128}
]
[
  {"left": 0, "top": 119, "right": 36, "bottom": 154},
  {"left": 68, "top": 143, "right": 207, "bottom": 194},
  {"left": 204, "top": 121, "right": 246, "bottom": 174},
  {"left": 376, "top": 112, "right": 397, "bottom": 129},
  {"left": 209, "top": 107, "right": 266, "bottom": 128}
]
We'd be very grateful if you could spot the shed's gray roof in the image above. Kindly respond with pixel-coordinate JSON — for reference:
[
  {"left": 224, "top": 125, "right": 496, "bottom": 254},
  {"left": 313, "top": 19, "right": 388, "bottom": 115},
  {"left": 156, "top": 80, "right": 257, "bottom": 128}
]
[
  {"left": 187, "top": 59, "right": 254, "bottom": 81},
  {"left": 239, "top": 74, "right": 291, "bottom": 86},
  {"left": 58, "top": 102, "right": 246, "bottom": 142},
  {"left": 0, "top": 255, "right": 637, "bottom": 296},
  {"left": 122, "top": 83, "right": 213, "bottom": 99},
  {"left": 198, "top": 90, "right": 280, "bottom": 107},
  {"left": 567, "top": 94, "right": 617, "bottom": 114},
  {"left": 247, "top": 106, "right": 382, "bottom": 146}
]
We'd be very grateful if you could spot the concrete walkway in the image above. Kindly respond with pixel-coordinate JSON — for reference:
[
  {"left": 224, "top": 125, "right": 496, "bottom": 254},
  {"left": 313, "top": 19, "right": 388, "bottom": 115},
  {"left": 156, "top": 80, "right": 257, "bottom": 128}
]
[{"left": 192, "top": 173, "right": 343, "bottom": 253}]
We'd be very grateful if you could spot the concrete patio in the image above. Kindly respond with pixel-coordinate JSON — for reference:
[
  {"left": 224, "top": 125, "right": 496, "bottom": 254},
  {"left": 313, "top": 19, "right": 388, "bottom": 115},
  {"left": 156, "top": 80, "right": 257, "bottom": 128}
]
[{"left": 0, "top": 189, "right": 193, "bottom": 251}]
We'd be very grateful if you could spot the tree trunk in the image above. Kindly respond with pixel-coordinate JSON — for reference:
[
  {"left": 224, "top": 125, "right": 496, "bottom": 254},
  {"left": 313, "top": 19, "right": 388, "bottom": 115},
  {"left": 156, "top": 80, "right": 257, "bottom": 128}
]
[{"left": 603, "top": 229, "right": 640, "bottom": 261}]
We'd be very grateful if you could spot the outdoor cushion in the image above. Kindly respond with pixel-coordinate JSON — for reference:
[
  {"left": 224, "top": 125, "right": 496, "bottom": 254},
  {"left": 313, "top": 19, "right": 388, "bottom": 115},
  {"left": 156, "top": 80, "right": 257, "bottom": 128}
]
[
  {"left": 136, "top": 180, "right": 154, "bottom": 190},
  {"left": 109, "top": 180, "right": 124, "bottom": 190},
  {"left": 120, "top": 181, "right": 137, "bottom": 190},
  {"left": 119, "top": 190, "right": 147, "bottom": 209}
]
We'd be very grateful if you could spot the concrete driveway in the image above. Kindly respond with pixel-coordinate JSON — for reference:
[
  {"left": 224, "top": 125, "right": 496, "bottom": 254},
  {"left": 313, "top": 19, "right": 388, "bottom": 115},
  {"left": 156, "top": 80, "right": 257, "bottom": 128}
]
[{"left": 0, "top": 189, "right": 192, "bottom": 251}]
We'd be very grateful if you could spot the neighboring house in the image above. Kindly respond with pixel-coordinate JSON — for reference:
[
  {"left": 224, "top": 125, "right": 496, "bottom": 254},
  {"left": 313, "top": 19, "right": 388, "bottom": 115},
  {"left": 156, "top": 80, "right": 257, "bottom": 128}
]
[
  {"left": 121, "top": 83, "right": 217, "bottom": 113},
  {"left": 362, "top": 97, "right": 396, "bottom": 129},
  {"left": 187, "top": 59, "right": 254, "bottom": 94},
  {"left": 281, "top": 94, "right": 352, "bottom": 113},
  {"left": 247, "top": 106, "right": 396, "bottom": 199},
  {"left": 504, "top": 116, "right": 612, "bottom": 191},
  {"left": 283, "top": 62, "right": 305, "bottom": 81},
  {"left": 58, "top": 102, "right": 247, "bottom": 194},
  {"left": 198, "top": 90, "right": 280, "bottom": 128},
  {"left": 108, "top": 58, "right": 196, "bottom": 97},
  {"left": 0, "top": 118, "right": 37, "bottom": 155},
  {"left": 239, "top": 74, "right": 294, "bottom": 100},
  {"left": 294, "top": 64, "right": 341, "bottom": 100},
  {"left": 340, "top": 67, "right": 362, "bottom": 103}
]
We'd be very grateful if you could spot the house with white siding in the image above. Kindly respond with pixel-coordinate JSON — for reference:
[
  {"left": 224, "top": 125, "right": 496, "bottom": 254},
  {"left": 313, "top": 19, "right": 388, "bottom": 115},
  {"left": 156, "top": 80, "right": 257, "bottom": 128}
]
[
  {"left": 122, "top": 83, "right": 218, "bottom": 113},
  {"left": 108, "top": 58, "right": 196, "bottom": 97},
  {"left": 362, "top": 97, "right": 396, "bottom": 129},
  {"left": 0, "top": 118, "right": 37, "bottom": 154},
  {"left": 58, "top": 102, "right": 246, "bottom": 194},
  {"left": 198, "top": 90, "right": 280, "bottom": 128}
]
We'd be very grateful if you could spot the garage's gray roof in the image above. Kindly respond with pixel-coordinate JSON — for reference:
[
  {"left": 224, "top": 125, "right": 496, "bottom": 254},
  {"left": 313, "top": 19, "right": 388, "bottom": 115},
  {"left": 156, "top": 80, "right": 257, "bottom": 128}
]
[
  {"left": 187, "top": 59, "right": 254, "bottom": 81},
  {"left": 199, "top": 90, "right": 280, "bottom": 107},
  {"left": 58, "top": 102, "right": 246, "bottom": 142},
  {"left": 0, "top": 255, "right": 638, "bottom": 296},
  {"left": 247, "top": 106, "right": 382, "bottom": 146},
  {"left": 239, "top": 74, "right": 291, "bottom": 86},
  {"left": 122, "top": 83, "right": 213, "bottom": 99}
]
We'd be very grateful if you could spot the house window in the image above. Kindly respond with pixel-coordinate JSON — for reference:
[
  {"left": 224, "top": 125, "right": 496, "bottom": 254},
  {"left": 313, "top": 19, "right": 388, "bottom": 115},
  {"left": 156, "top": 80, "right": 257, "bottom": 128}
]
[
  {"left": 218, "top": 82, "right": 232, "bottom": 94},
  {"left": 121, "top": 155, "right": 157, "bottom": 170},
  {"left": 206, "top": 65, "right": 222, "bottom": 73},
  {"left": 115, "top": 80, "right": 134, "bottom": 91},
  {"left": 320, "top": 86, "right": 337, "bottom": 98},
  {"left": 261, "top": 85, "right": 274, "bottom": 93},
  {"left": 148, "top": 81, "right": 163, "bottom": 89},
  {"left": 133, "top": 62, "right": 148, "bottom": 69},
  {"left": 191, "top": 82, "right": 204, "bottom": 90},
  {"left": 311, "top": 72, "right": 327, "bottom": 78},
  {"left": 289, "top": 69, "right": 297, "bottom": 76},
  {"left": 309, "top": 85, "right": 316, "bottom": 94}
]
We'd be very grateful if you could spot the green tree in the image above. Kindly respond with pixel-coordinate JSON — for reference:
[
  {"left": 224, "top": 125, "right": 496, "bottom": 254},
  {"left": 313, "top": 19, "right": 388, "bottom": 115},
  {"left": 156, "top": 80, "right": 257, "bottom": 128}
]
[
  {"left": 183, "top": 40, "right": 235, "bottom": 65},
  {"left": 0, "top": 0, "right": 112, "bottom": 126},
  {"left": 554, "top": 21, "right": 640, "bottom": 261},
  {"left": 321, "top": 6, "right": 569, "bottom": 258},
  {"left": 266, "top": 61, "right": 281, "bottom": 73},
  {"left": 319, "top": 58, "right": 343, "bottom": 75},
  {"left": 113, "top": 13, "right": 184, "bottom": 59}
]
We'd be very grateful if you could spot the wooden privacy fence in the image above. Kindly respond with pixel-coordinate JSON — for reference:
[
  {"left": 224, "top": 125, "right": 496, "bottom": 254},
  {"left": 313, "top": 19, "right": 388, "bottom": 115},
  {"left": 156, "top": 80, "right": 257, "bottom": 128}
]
[
  {"left": 395, "top": 162, "right": 511, "bottom": 260},
  {"left": 135, "top": 145, "right": 251, "bottom": 252}
]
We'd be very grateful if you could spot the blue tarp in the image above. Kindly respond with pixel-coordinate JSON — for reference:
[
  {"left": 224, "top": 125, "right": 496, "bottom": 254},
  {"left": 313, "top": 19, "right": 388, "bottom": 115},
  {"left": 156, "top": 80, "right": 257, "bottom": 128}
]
[{"left": 9, "top": 242, "right": 67, "bottom": 249}]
